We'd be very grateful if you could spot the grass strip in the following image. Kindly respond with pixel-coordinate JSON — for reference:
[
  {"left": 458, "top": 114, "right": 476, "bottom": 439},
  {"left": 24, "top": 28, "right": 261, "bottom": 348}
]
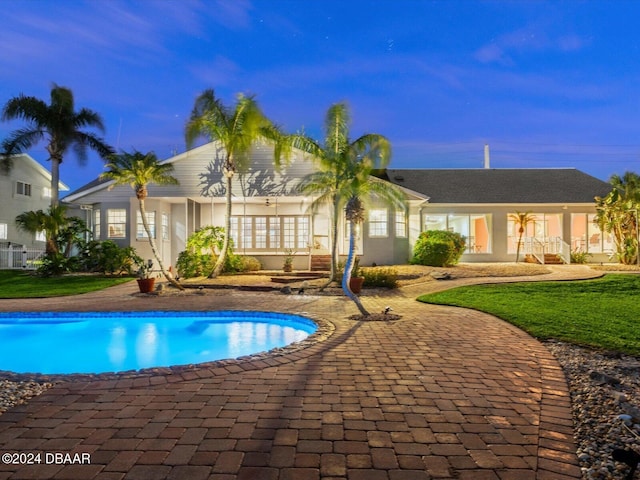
[{"left": 0, "top": 270, "right": 133, "bottom": 298}]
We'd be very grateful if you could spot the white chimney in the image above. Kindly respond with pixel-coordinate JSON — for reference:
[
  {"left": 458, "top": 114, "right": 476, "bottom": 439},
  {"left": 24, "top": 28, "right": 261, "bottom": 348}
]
[{"left": 484, "top": 144, "right": 490, "bottom": 169}]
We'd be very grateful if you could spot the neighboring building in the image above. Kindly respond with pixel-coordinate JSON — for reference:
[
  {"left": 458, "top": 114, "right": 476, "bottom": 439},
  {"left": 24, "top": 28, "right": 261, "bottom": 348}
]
[
  {"left": 63, "top": 141, "right": 613, "bottom": 270},
  {"left": 0, "top": 153, "right": 69, "bottom": 248}
]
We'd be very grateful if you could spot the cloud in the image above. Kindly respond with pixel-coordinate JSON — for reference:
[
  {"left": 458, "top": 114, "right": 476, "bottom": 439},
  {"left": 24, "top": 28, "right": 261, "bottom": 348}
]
[{"left": 474, "top": 24, "right": 588, "bottom": 65}]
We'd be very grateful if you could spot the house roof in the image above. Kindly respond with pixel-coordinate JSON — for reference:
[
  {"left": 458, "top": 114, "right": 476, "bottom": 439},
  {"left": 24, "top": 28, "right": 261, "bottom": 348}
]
[{"left": 375, "top": 168, "right": 612, "bottom": 204}]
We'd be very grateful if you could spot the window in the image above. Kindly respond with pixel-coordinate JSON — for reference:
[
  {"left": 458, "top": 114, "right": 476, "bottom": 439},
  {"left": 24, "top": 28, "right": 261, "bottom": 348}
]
[
  {"left": 0, "top": 223, "right": 7, "bottom": 240},
  {"left": 230, "top": 216, "right": 309, "bottom": 250},
  {"left": 16, "top": 181, "right": 31, "bottom": 196},
  {"left": 507, "top": 213, "right": 562, "bottom": 253},
  {"left": 571, "top": 213, "right": 614, "bottom": 254},
  {"left": 162, "top": 213, "right": 169, "bottom": 241},
  {"left": 42, "top": 187, "right": 51, "bottom": 199},
  {"left": 423, "top": 213, "right": 492, "bottom": 253},
  {"left": 368, "top": 209, "right": 388, "bottom": 237},
  {"left": 269, "top": 217, "right": 280, "bottom": 249},
  {"left": 395, "top": 210, "right": 407, "bottom": 238},
  {"left": 136, "top": 211, "right": 156, "bottom": 238},
  {"left": 94, "top": 210, "right": 101, "bottom": 240},
  {"left": 35, "top": 230, "right": 46, "bottom": 242},
  {"left": 107, "top": 209, "right": 126, "bottom": 238},
  {"left": 255, "top": 217, "right": 267, "bottom": 248}
]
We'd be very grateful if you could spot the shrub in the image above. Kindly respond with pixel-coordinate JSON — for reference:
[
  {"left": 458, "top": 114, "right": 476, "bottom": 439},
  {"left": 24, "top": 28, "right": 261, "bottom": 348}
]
[
  {"left": 176, "top": 251, "right": 215, "bottom": 278},
  {"left": 362, "top": 267, "right": 399, "bottom": 289},
  {"left": 235, "top": 256, "right": 262, "bottom": 272},
  {"left": 78, "top": 240, "right": 139, "bottom": 275},
  {"left": 411, "top": 230, "right": 466, "bottom": 267},
  {"left": 570, "top": 249, "right": 592, "bottom": 264},
  {"left": 37, "top": 252, "right": 73, "bottom": 277}
]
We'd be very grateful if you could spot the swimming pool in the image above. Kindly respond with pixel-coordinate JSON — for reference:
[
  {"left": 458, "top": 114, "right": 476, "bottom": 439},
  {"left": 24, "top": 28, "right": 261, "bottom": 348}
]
[{"left": 0, "top": 311, "right": 317, "bottom": 375}]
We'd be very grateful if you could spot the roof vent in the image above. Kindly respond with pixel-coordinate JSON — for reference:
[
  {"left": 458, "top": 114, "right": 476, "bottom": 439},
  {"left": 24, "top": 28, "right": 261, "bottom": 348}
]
[{"left": 393, "top": 175, "right": 404, "bottom": 181}]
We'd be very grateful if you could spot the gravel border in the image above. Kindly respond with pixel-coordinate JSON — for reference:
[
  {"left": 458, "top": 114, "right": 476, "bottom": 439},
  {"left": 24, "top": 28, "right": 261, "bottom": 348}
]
[{"left": 545, "top": 341, "right": 640, "bottom": 480}]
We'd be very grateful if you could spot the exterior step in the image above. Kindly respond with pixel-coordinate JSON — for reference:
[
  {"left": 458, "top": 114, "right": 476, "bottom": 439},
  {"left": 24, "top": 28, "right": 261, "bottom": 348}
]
[
  {"left": 544, "top": 253, "right": 564, "bottom": 264},
  {"left": 310, "top": 255, "right": 331, "bottom": 271},
  {"left": 524, "top": 253, "right": 565, "bottom": 265}
]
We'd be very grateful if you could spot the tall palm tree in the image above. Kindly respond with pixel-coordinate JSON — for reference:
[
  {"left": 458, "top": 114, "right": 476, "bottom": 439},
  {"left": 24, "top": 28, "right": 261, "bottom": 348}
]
[
  {"left": 101, "top": 150, "right": 183, "bottom": 290},
  {"left": 1, "top": 84, "right": 114, "bottom": 206},
  {"left": 15, "top": 205, "right": 68, "bottom": 255},
  {"left": 295, "top": 103, "right": 357, "bottom": 288},
  {"left": 340, "top": 150, "right": 406, "bottom": 316},
  {"left": 509, "top": 211, "right": 535, "bottom": 263},
  {"left": 185, "top": 89, "right": 289, "bottom": 278}
]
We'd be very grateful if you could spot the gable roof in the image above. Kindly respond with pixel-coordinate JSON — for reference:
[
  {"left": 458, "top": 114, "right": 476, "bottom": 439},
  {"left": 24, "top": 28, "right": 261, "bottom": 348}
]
[{"left": 376, "top": 168, "right": 612, "bottom": 204}]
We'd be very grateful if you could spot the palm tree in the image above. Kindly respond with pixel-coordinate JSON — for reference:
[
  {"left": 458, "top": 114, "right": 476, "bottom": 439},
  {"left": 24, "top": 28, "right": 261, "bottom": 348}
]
[
  {"left": 595, "top": 171, "right": 640, "bottom": 265},
  {"left": 341, "top": 155, "right": 406, "bottom": 316},
  {"left": 101, "top": 150, "right": 183, "bottom": 290},
  {"left": 295, "top": 103, "right": 358, "bottom": 288},
  {"left": 1, "top": 84, "right": 114, "bottom": 206},
  {"left": 509, "top": 211, "right": 535, "bottom": 263},
  {"left": 185, "top": 89, "right": 289, "bottom": 278},
  {"left": 15, "top": 205, "right": 68, "bottom": 255}
]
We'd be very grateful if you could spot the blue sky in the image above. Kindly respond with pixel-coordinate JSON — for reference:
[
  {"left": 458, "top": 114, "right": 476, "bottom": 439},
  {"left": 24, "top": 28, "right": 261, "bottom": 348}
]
[{"left": 2, "top": 0, "right": 640, "bottom": 193}]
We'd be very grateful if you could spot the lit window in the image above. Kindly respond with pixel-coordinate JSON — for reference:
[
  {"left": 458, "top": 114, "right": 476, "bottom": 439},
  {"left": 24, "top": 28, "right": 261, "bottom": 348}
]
[
  {"left": 255, "top": 217, "right": 267, "bottom": 248},
  {"left": 0, "top": 223, "right": 7, "bottom": 240},
  {"left": 16, "top": 181, "right": 31, "bottom": 196},
  {"left": 136, "top": 211, "right": 156, "bottom": 239},
  {"left": 423, "top": 213, "right": 492, "bottom": 254},
  {"left": 35, "top": 230, "right": 46, "bottom": 242},
  {"left": 369, "top": 209, "right": 388, "bottom": 237},
  {"left": 162, "top": 213, "right": 169, "bottom": 241},
  {"left": 229, "top": 216, "right": 308, "bottom": 250},
  {"left": 269, "top": 217, "right": 280, "bottom": 249},
  {"left": 107, "top": 209, "right": 126, "bottom": 238},
  {"left": 94, "top": 210, "right": 101, "bottom": 240},
  {"left": 395, "top": 210, "right": 407, "bottom": 238},
  {"left": 283, "top": 217, "right": 296, "bottom": 249}
]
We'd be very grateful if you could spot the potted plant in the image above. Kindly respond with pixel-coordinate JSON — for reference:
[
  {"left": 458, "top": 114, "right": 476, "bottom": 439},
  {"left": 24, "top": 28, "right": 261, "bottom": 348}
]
[
  {"left": 136, "top": 258, "right": 156, "bottom": 293},
  {"left": 283, "top": 248, "right": 295, "bottom": 272},
  {"left": 349, "top": 257, "right": 365, "bottom": 294}
]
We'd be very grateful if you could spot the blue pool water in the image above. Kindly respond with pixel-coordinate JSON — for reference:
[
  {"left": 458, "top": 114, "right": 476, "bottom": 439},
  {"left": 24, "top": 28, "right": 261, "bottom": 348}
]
[{"left": 0, "top": 311, "right": 317, "bottom": 375}]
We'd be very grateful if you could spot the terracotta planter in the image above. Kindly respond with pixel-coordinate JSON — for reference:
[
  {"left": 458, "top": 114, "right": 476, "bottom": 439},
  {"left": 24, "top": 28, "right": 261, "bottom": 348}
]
[
  {"left": 283, "top": 264, "right": 293, "bottom": 273},
  {"left": 349, "top": 276, "right": 365, "bottom": 294},
  {"left": 137, "top": 278, "right": 156, "bottom": 293}
]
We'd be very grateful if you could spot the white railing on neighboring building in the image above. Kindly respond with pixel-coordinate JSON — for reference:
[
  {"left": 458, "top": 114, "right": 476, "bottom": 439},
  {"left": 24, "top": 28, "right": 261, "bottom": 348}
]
[{"left": 0, "top": 245, "right": 45, "bottom": 270}]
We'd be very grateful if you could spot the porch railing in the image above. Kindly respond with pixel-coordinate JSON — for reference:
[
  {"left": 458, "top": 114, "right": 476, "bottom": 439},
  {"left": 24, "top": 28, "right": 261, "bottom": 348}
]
[
  {"left": 522, "top": 237, "right": 571, "bottom": 264},
  {"left": 0, "top": 246, "right": 45, "bottom": 270}
]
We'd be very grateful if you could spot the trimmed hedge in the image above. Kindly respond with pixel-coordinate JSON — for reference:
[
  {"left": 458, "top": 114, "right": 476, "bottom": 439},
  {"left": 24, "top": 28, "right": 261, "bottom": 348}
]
[{"left": 411, "top": 230, "right": 466, "bottom": 267}]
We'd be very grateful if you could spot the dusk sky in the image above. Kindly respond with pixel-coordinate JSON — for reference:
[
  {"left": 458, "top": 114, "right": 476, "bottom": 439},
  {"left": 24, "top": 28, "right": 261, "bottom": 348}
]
[{"left": 2, "top": 0, "right": 640, "bottom": 194}]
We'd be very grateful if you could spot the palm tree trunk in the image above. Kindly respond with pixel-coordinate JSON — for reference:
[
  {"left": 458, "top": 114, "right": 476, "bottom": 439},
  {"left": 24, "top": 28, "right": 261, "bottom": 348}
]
[
  {"left": 515, "top": 229, "right": 524, "bottom": 263},
  {"left": 139, "top": 199, "right": 184, "bottom": 290},
  {"left": 342, "top": 220, "right": 369, "bottom": 316},
  {"left": 210, "top": 172, "right": 233, "bottom": 278},
  {"left": 320, "top": 198, "right": 340, "bottom": 290},
  {"left": 50, "top": 156, "right": 60, "bottom": 208}
]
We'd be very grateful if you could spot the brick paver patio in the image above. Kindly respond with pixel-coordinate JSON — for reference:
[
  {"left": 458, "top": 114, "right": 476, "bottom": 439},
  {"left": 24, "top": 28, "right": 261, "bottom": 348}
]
[{"left": 0, "top": 266, "right": 601, "bottom": 479}]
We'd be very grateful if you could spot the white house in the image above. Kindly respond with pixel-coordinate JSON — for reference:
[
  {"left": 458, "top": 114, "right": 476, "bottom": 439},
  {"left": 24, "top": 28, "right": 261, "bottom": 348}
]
[
  {"left": 0, "top": 153, "right": 69, "bottom": 248},
  {"left": 63, "top": 141, "right": 613, "bottom": 270}
]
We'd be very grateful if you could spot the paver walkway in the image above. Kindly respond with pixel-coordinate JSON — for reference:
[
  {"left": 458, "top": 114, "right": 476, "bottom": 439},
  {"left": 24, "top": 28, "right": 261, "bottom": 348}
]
[{"left": 0, "top": 266, "right": 602, "bottom": 480}]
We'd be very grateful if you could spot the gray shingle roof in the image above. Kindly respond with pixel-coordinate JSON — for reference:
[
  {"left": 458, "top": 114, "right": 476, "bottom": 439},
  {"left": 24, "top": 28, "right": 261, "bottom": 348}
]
[{"left": 378, "top": 168, "right": 612, "bottom": 204}]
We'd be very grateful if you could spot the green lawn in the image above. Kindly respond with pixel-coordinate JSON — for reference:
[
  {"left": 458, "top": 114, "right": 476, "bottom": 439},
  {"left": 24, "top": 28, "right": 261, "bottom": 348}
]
[
  {"left": 0, "top": 270, "right": 133, "bottom": 298},
  {"left": 417, "top": 274, "right": 640, "bottom": 356}
]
